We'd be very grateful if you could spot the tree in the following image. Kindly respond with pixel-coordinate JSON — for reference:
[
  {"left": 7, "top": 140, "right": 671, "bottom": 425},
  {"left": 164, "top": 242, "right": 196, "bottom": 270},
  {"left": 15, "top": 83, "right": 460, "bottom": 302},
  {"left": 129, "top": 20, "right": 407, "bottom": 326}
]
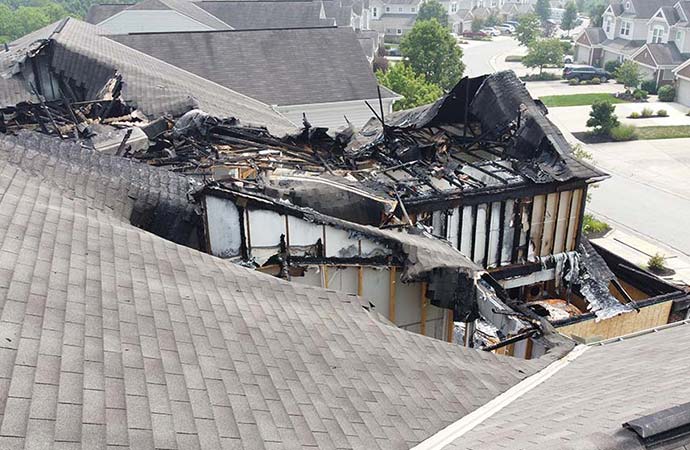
[
  {"left": 535, "top": 0, "right": 551, "bottom": 24},
  {"left": 522, "top": 38, "right": 563, "bottom": 74},
  {"left": 485, "top": 10, "right": 501, "bottom": 27},
  {"left": 614, "top": 60, "right": 640, "bottom": 90},
  {"left": 400, "top": 19, "right": 465, "bottom": 90},
  {"left": 586, "top": 100, "right": 619, "bottom": 135},
  {"left": 584, "top": 0, "right": 607, "bottom": 27},
  {"left": 515, "top": 14, "right": 541, "bottom": 46},
  {"left": 376, "top": 63, "right": 444, "bottom": 110},
  {"left": 417, "top": 0, "right": 448, "bottom": 27},
  {"left": 561, "top": 2, "right": 577, "bottom": 35}
]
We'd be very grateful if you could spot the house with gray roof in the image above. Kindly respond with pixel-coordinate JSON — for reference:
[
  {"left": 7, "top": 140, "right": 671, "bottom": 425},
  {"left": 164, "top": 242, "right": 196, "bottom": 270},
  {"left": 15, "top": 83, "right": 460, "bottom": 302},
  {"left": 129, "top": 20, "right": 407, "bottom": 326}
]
[
  {"left": 109, "top": 27, "right": 400, "bottom": 128},
  {"left": 574, "top": 0, "right": 690, "bottom": 88}
]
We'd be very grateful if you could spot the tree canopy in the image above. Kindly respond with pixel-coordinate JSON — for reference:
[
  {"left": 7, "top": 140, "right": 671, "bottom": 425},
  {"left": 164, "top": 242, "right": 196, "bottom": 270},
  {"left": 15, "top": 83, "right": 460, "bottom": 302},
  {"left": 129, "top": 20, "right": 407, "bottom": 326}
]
[
  {"left": 522, "top": 38, "right": 563, "bottom": 74},
  {"left": 376, "top": 63, "right": 443, "bottom": 111},
  {"left": 535, "top": 0, "right": 551, "bottom": 23},
  {"left": 417, "top": 0, "right": 448, "bottom": 27},
  {"left": 515, "top": 14, "right": 541, "bottom": 46},
  {"left": 561, "top": 2, "right": 578, "bottom": 34},
  {"left": 614, "top": 60, "right": 640, "bottom": 89},
  {"left": 400, "top": 19, "right": 465, "bottom": 90},
  {"left": 584, "top": 0, "right": 607, "bottom": 27}
]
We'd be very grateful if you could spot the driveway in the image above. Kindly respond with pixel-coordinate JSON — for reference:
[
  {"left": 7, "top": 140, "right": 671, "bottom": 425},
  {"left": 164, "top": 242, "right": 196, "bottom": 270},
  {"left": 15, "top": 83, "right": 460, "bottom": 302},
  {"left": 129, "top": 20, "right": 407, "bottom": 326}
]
[
  {"left": 586, "top": 138, "right": 690, "bottom": 256},
  {"left": 525, "top": 80, "right": 624, "bottom": 98},
  {"left": 547, "top": 100, "right": 690, "bottom": 132},
  {"left": 462, "top": 36, "right": 521, "bottom": 77}
]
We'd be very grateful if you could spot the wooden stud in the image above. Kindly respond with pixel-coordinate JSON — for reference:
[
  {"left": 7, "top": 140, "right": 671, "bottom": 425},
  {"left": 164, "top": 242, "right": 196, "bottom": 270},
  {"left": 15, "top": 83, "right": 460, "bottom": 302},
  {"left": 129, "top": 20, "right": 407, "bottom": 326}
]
[
  {"left": 389, "top": 267, "right": 397, "bottom": 324},
  {"left": 525, "top": 338, "right": 534, "bottom": 360},
  {"left": 446, "top": 309, "right": 454, "bottom": 343},
  {"left": 357, "top": 266, "right": 363, "bottom": 297},
  {"left": 322, "top": 265, "right": 329, "bottom": 289},
  {"left": 420, "top": 282, "right": 428, "bottom": 336}
]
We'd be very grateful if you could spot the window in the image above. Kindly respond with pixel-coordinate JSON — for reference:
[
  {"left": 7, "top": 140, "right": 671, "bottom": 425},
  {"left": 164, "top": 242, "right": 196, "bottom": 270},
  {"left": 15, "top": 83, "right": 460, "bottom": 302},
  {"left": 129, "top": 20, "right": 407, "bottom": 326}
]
[
  {"left": 625, "top": 1, "right": 630, "bottom": 9},
  {"left": 604, "top": 17, "right": 612, "bottom": 33},
  {"left": 399, "top": 7, "right": 403, "bottom": 11},
  {"left": 397, "top": 28, "right": 403, "bottom": 34},
  {"left": 451, "top": 2, "right": 457, "bottom": 12},
  {"left": 620, "top": 20, "right": 631, "bottom": 36},
  {"left": 385, "top": 6, "right": 390, "bottom": 12},
  {"left": 676, "top": 30, "right": 683, "bottom": 42},
  {"left": 411, "top": 6, "right": 415, "bottom": 11},
  {"left": 652, "top": 26, "right": 664, "bottom": 43},
  {"left": 373, "top": 6, "right": 377, "bottom": 17}
]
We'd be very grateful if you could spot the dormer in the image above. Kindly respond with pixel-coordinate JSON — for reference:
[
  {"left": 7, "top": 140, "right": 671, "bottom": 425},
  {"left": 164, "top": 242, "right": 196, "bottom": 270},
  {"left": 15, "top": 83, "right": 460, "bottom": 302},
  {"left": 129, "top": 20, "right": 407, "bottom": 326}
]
[
  {"left": 623, "top": 0, "right": 635, "bottom": 15},
  {"left": 602, "top": 5, "right": 618, "bottom": 39},
  {"left": 647, "top": 7, "right": 672, "bottom": 43}
]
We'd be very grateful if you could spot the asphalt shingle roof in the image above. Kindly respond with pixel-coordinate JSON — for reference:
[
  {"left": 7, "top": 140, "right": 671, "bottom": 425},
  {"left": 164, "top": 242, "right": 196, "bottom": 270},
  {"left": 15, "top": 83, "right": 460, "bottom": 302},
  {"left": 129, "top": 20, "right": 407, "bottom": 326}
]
[
  {"left": 110, "top": 27, "right": 394, "bottom": 106},
  {"left": 629, "top": 0, "right": 677, "bottom": 18},
  {"left": 0, "top": 18, "right": 296, "bottom": 134},
  {"left": 85, "top": 3, "right": 134, "bottom": 24},
  {"left": 125, "top": 0, "right": 233, "bottom": 29},
  {"left": 0, "top": 130, "right": 554, "bottom": 449},
  {"left": 646, "top": 41, "right": 686, "bottom": 66},
  {"left": 445, "top": 322, "right": 690, "bottom": 450},
  {"left": 196, "top": 1, "right": 335, "bottom": 29}
]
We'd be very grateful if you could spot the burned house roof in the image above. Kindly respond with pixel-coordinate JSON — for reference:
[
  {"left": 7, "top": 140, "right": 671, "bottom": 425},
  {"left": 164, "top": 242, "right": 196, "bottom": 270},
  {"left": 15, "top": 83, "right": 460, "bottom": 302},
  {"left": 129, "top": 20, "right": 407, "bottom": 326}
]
[
  {"left": 444, "top": 321, "right": 690, "bottom": 449},
  {"left": 109, "top": 26, "right": 394, "bottom": 107},
  {"left": 0, "top": 18, "right": 296, "bottom": 134},
  {"left": 0, "top": 129, "right": 561, "bottom": 450},
  {"left": 196, "top": 1, "right": 336, "bottom": 29}
]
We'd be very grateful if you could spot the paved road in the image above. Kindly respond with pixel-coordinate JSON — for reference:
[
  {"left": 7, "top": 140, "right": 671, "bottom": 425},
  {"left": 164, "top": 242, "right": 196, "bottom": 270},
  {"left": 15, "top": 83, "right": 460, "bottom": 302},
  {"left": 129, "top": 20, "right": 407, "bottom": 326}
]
[
  {"left": 585, "top": 139, "right": 690, "bottom": 257},
  {"left": 461, "top": 37, "right": 520, "bottom": 77}
]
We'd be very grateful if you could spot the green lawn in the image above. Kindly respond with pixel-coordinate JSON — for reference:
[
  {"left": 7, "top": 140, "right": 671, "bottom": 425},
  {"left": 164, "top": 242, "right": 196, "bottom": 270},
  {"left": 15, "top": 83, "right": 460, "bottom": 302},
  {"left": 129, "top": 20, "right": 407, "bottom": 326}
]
[
  {"left": 540, "top": 93, "right": 626, "bottom": 107},
  {"left": 636, "top": 125, "right": 690, "bottom": 140}
]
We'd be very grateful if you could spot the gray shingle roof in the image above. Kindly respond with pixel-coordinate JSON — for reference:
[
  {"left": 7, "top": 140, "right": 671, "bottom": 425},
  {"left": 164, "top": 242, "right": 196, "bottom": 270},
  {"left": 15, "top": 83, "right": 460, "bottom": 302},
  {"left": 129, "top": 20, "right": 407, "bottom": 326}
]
[
  {"left": 196, "top": 1, "right": 335, "bottom": 29},
  {"left": 0, "top": 130, "right": 555, "bottom": 450},
  {"left": 85, "top": 3, "right": 134, "bottom": 24},
  {"left": 0, "top": 19, "right": 296, "bottom": 134},
  {"left": 110, "top": 27, "right": 394, "bottom": 106},
  {"left": 583, "top": 27, "right": 607, "bottom": 45},
  {"left": 629, "top": 0, "right": 677, "bottom": 18},
  {"left": 445, "top": 322, "right": 690, "bottom": 449},
  {"left": 646, "top": 41, "right": 686, "bottom": 66}
]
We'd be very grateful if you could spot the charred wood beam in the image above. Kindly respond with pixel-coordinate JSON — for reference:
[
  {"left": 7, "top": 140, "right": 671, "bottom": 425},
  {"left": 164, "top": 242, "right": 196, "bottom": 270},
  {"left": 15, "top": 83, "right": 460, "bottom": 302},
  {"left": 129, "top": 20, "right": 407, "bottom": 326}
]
[{"left": 481, "top": 329, "right": 539, "bottom": 352}]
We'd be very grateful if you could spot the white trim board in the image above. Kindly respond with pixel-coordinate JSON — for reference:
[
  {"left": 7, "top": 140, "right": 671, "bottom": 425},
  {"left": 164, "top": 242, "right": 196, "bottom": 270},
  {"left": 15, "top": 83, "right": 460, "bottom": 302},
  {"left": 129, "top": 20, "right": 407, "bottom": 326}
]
[{"left": 412, "top": 344, "right": 590, "bottom": 450}]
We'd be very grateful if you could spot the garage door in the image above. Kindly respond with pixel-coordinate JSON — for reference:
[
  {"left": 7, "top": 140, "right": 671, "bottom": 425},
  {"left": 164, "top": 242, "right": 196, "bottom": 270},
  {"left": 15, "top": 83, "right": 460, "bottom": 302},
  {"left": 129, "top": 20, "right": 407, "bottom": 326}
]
[{"left": 677, "top": 79, "right": 690, "bottom": 107}]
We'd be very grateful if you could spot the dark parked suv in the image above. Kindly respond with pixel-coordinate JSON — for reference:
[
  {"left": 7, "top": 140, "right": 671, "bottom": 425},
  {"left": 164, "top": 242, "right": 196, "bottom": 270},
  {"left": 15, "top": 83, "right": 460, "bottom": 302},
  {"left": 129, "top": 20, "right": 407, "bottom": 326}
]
[{"left": 562, "top": 65, "right": 611, "bottom": 82}]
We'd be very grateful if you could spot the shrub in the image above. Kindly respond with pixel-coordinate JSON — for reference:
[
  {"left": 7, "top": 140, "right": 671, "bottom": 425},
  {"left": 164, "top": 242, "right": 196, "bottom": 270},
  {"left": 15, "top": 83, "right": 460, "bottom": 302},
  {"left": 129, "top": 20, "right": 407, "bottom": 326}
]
[
  {"left": 604, "top": 60, "right": 621, "bottom": 74},
  {"left": 582, "top": 214, "right": 610, "bottom": 236},
  {"left": 633, "top": 89, "right": 648, "bottom": 100},
  {"left": 629, "top": 111, "right": 640, "bottom": 118},
  {"left": 658, "top": 85, "right": 675, "bottom": 102},
  {"left": 505, "top": 55, "right": 523, "bottom": 62},
  {"left": 641, "top": 107, "right": 654, "bottom": 117},
  {"left": 587, "top": 100, "right": 619, "bottom": 135},
  {"left": 591, "top": 77, "right": 601, "bottom": 85},
  {"left": 580, "top": 79, "right": 590, "bottom": 85},
  {"left": 521, "top": 72, "right": 561, "bottom": 81},
  {"left": 610, "top": 124, "right": 638, "bottom": 141},
  {"left": 657, "top": 109, "right": 668, "bottom": 117},
  {"left": 640, "top": 79, "right": 658, "bottom": 95},
  {"left": 648, "top": 253, "right": 666, "bottom": 272},
  {"left": 569, "top": 78, "right": 579, "bottom": 85}
]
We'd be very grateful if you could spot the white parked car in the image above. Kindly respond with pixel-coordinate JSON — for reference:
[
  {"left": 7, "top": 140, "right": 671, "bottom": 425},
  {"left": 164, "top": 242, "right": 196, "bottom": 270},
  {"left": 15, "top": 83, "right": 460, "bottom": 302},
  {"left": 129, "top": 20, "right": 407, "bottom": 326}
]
[
  {"left": 496, "top": 24, "right": 515, "bottom": 33},
  {"left": 480, "top": 27, "right": 501, "bottom": 36}
]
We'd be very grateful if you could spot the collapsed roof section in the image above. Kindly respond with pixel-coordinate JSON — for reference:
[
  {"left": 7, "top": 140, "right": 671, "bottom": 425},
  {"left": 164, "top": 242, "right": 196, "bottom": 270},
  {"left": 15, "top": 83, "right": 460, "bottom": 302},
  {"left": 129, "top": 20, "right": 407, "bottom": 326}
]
[{"left": 0, "top": 18, "right": 295, "bottom": 134}]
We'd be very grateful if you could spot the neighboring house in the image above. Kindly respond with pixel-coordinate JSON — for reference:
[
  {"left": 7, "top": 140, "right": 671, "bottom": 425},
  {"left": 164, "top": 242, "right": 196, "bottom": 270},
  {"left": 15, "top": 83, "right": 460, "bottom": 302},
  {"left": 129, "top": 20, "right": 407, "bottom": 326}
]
[
  {"left": 194, "top": 1, "right": 336, "bottom": 29},
  {"left": 672, "top": 56, "right": 690, "bottom": 103},
  {"left": 451, "top": 8, "right": 475, "bottom": 33},
  {"left": 501, "top": 2, "right": 535, "bottom": 20},
  {"left": 370, "top": 0, "right": 422, "bottom": 41},
  {"left": 110, "top": 27, "right": 400, "bottom": 128},
  {"left": 574, "top": 0, "right": 690, "bottom": 88}
]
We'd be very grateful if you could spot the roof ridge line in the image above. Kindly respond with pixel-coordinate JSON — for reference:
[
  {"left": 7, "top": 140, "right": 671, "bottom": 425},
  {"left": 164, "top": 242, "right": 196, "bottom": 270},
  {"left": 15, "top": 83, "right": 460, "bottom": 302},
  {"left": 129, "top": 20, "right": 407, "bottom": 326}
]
[{"left": 411, "top": 344, "right": 590, "bottom": 450}]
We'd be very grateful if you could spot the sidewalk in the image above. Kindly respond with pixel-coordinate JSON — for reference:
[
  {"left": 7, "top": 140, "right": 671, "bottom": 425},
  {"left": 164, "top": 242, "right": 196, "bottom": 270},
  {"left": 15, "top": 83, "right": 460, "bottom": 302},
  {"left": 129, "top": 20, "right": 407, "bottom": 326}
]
[{"left": 591, "top": 227, "right": 690, "bottom": 287}]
